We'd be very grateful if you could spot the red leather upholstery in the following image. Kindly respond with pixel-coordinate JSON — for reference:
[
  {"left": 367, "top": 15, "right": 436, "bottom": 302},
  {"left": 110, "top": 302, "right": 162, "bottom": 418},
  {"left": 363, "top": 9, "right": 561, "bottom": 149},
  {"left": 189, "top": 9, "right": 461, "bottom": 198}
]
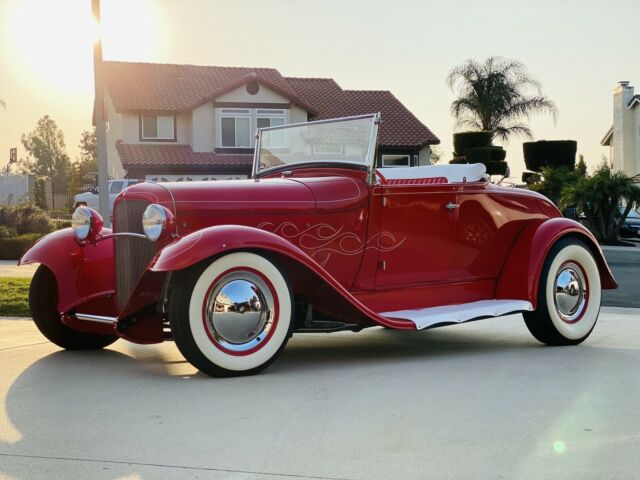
[{"left": 384, "top": 177, "right": 448, "bottom": 185}]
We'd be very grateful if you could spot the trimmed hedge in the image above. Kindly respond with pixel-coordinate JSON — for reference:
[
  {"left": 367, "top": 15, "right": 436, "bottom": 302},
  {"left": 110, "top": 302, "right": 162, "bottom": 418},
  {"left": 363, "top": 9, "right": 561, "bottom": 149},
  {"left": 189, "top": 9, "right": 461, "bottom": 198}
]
[
  {"left": 453, "top": 131, "right": 492, "bottom": 155},
  {"left": 486, "top": 161, "right": 508, "bottom": 176},
  {"left": 464, "top": 146, "right": 506, "bottom": 163},
  {"left": 0, "top": 234, "right": 43, "bottom": 260},
  {"left": 523, "top": 140, "right": 577, "bottom": 172},
  {"left": 0, "top": 204, "right": 53, "bottom": 235}
]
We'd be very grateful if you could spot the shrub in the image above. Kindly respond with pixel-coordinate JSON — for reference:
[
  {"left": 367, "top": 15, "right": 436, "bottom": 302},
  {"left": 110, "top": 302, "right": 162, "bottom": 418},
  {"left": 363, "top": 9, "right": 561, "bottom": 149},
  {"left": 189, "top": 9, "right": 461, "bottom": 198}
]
[
  {"left": 485, "top": 161, "right": 508, "bottom": 176},
  {"left": 51, "top": 218, "right": 72, "bottom": 230},
  {"left": 523, "top": 140, "right": 577, "bottom": 172},
  {"left": 0, "top": 233, "right": 43, "bottom": 260},
  {"left": 0, "top": 204, "right": 53, "bottom": 235},
  {"left": 451, "top": 147, "right": 508, "bottom": 176},
  {"left": 0, "top": 225, "right": 17, "bottom": 239},
  {"left": 453, "top": 131, "right": 493, "bottom": 155},
  {"left": 561, "top": 161, "right": 640, "bottom": 243}
]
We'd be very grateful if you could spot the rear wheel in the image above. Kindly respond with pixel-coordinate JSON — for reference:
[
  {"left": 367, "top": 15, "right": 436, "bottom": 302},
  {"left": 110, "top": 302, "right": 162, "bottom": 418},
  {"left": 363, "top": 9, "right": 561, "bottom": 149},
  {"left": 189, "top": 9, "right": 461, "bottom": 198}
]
[
  {"left": 523, "top": 238, "right": 601, "bottom": 346},
  {"left": 169, "top": 252, "right": 293, "bottom": 377},
  {"left": 29, "top": 265, "right": 118, "bottom": 349}
]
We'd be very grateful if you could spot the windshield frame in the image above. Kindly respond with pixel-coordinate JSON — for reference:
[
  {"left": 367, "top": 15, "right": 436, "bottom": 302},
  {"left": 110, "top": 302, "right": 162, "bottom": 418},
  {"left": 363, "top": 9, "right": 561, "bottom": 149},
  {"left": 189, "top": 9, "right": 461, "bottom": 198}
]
[{"left": 252, "top": 113, "right": 380, "bottom": 181}]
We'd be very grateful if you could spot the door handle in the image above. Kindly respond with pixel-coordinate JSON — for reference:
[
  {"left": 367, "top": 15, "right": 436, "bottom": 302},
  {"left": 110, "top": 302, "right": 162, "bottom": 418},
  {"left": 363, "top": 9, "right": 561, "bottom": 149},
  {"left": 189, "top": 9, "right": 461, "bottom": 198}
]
[{"left": 446, "top": 202, "right": 460, "bottom": 210}]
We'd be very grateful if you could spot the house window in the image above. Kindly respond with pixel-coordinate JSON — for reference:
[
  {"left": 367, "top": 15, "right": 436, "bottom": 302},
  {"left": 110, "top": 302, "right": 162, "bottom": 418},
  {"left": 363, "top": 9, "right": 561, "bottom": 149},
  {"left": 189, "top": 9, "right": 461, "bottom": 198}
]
[
  {"left": 382, "top": 154, "right": 411, "bottom": 167},
  {"left": 220, "top": 109, "right": 252, "bottom": 147},
  {"left": 313, "top": 143, "right": 344, "bottom": 155},
  {"left": 256, "top": 109, "right": 287, "bottom": 147},
  {"left": 141, "top": 115, "right": 175, "bottom": 140}
]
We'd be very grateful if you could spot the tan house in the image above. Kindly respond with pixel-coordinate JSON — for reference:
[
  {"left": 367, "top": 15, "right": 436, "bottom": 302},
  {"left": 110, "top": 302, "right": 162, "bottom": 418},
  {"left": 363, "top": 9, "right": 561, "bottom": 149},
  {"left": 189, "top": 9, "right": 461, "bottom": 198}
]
[
  {"left": 601, "top": 81, "right": 640, "bottom": 180},
  {"left": 99, "top": 61, "right": 440, "bottom": 181}
]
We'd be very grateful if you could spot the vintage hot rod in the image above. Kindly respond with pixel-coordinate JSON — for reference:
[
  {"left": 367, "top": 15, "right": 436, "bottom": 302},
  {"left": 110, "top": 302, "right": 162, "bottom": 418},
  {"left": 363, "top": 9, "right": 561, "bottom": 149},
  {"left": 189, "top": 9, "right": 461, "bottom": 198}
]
[{"left": 21, "top": 114, "right": 617, "bottom": 376}]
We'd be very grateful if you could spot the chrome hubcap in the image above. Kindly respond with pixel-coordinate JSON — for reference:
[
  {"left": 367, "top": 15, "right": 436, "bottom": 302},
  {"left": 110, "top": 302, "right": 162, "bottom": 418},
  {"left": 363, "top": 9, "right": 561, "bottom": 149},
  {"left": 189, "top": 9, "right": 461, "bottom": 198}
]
[
  {"left": 553, "top": 262, "right": 588, "bottom": 323},
  {"left": 204, "top": 271, "right": 275, "bottom": 353}
]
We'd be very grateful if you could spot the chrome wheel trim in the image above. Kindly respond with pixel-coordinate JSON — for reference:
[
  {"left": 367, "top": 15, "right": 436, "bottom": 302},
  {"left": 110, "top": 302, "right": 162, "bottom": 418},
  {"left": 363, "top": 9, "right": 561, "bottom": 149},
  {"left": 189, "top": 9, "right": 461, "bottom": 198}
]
[
  {"left": 204, "top": 271, "right": 275, "bottom": 353},
  {"left": 553, "top": 262, "right": 588, "bottom": 323}
]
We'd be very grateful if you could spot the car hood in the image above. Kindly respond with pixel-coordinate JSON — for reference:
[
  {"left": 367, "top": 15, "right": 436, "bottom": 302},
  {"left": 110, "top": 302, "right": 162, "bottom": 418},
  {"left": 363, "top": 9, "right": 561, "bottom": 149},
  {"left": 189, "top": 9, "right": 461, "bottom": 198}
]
[{"left": 162, "top": 178, "right": 315, "bottom": 212}]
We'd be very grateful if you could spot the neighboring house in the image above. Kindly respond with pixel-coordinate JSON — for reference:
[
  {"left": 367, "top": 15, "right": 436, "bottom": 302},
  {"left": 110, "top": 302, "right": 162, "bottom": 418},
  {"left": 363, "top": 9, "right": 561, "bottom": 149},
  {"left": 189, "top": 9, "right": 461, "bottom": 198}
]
[
  {"left": 99, "top": 61, "right": 440, "bottom": 181},
  {"left": 601, "top": 81, "right": 640, "bottom": 180}
]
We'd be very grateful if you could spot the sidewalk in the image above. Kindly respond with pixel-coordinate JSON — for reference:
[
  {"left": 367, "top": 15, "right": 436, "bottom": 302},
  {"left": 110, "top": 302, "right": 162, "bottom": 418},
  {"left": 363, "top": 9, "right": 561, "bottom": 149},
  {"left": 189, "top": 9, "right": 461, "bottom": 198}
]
[{"left": 0, "top": 260, "right": 37, "bottom": 278}]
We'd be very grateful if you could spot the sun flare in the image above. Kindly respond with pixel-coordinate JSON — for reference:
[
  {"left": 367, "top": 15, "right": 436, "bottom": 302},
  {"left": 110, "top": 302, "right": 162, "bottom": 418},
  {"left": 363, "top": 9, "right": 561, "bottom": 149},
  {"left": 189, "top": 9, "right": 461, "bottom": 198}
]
[{"left": 6, "top": 0, "right": 161, "bottom": 95}]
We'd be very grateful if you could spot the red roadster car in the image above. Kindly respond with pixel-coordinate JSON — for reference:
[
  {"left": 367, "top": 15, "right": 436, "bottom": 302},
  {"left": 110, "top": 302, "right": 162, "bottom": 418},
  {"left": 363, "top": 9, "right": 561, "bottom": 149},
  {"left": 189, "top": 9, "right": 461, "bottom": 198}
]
[{"left": 21, "top": 114, "right": 617, "bottom": 376}]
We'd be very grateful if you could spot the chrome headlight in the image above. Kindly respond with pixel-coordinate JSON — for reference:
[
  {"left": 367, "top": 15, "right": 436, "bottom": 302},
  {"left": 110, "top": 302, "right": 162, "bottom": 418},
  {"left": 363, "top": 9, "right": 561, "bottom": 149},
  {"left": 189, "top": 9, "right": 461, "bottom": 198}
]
[
  {"left": 142, "top": 204, "right": 167, "bottom": 241},
  {"left": 71, "top": 206, "right": 93, "bottom": 240}
]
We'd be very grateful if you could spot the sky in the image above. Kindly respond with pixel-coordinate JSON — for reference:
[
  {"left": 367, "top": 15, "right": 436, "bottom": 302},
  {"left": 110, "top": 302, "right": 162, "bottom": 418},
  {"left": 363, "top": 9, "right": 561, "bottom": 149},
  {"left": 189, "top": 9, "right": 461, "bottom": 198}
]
[{"left": 1, "top": 0, "right": 639, "bottom": 181}]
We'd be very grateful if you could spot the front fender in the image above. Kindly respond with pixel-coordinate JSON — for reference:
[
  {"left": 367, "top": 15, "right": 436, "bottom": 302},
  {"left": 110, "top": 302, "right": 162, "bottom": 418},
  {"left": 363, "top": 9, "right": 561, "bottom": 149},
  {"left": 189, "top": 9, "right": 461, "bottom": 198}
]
[
  {"left": 148, "top": 225, "right": 416, "bottom": 330},
  {"left": 20, "top": 228, "right": 116, "bottom": 313},
  {"left": 150, "top": 225, "right": 321, "bottom": 273},
  {"left": 496, "top": 218, "right": 617, "bottom": 308}
]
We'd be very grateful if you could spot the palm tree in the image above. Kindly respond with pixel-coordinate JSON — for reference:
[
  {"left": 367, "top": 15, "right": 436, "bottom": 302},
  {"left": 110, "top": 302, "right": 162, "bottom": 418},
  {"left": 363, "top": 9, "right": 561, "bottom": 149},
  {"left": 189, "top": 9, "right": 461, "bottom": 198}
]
[
  {"left": 561, "top": 162, "right": 640, "bottom": 244},
  {"left": 447, "top": 56, "right": 557, "bottom": 142}
]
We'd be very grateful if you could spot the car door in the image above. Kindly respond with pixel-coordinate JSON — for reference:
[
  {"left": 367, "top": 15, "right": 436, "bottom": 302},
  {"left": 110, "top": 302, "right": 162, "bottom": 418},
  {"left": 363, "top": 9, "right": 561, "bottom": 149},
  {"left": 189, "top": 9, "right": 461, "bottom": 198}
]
[{"left": 374, "top": 183, "right": 457, "bottom": 287}]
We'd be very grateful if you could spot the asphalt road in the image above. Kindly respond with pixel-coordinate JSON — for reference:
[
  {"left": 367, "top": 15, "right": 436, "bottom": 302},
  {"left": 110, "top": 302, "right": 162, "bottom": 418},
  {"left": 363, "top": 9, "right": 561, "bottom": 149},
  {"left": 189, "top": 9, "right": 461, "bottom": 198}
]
[
  {"left": 1, "top": 308, "right": 639, "bottom": 480},
  {"left": 602, "top": 247, "right": 640, "bottom": 308}
]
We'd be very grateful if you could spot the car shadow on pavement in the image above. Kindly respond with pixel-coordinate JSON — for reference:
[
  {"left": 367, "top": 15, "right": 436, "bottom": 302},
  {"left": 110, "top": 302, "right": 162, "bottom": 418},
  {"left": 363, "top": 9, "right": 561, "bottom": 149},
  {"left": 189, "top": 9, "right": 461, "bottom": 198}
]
[{"left": 1, "top": 319, "right": 636, "bottom": 480}]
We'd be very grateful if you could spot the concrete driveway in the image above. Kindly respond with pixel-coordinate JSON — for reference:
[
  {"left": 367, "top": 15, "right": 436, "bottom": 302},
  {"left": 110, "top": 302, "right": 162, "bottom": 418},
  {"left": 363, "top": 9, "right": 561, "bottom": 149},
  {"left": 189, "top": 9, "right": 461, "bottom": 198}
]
[{"left": 1, "top": 308, "right": 639, "bottom": 480}]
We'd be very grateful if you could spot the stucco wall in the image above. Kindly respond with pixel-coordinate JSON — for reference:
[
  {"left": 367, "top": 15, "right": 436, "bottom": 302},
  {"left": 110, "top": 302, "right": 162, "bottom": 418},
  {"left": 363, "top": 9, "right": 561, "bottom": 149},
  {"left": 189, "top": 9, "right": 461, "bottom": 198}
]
[
  {"left": 418, "top": 146, "right": 432, "bottom": 166},
  {"left": 612, "top": 83, "right": 637, "bottom": 177},
  {"left": 216, "top": 83, "right": 290, "bottom": 103},
  {"left": 192, "top": 102, "right": 215, "bottom": 152},
  {"left": 290, "top": 104, "right": 308, "bottom": 124}
]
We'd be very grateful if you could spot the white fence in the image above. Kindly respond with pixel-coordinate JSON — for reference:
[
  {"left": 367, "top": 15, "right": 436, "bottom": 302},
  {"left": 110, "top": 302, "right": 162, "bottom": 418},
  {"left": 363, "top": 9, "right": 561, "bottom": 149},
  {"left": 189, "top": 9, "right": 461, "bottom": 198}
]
[{"left": 0, "top": 173, "right": 35, "bottom": 205}]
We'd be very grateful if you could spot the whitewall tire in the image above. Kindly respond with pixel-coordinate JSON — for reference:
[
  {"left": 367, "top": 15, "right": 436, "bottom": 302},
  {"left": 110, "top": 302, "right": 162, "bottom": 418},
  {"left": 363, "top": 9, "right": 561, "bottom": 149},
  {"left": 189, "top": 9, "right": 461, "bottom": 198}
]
[
  {"left": 524, "top": 238, "right": 601, "bottom": 345},
  {"left": 169, "top": 252, "right": 293, "bottom": 377}
]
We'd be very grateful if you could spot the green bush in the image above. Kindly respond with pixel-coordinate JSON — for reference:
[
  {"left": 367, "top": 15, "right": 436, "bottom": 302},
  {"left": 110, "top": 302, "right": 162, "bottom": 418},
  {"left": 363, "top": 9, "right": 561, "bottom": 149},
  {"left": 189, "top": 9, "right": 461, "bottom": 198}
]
[
  {"left": 51, "top": 218, "right": 72, "bottom": 230},
  {"left": 0, "top": 204, "right": 53, "bottom": 235},
  {"left": 0, "top": 233, "right": 43, "bottom": 260},
  {"left": 453, "top": 131, "right": 492, "bottom": 155},
  {"left": 0, "top": 225, "right": 17, "bottom": 239},
  {"left": 486, "top": 161, "right": 508, "bottom": 176},
  {"left": 523, "top": 140, "right": 577, "bottom": 172},
  {"left": 452, "top": 147, "right": 507, "bottom": 176}
]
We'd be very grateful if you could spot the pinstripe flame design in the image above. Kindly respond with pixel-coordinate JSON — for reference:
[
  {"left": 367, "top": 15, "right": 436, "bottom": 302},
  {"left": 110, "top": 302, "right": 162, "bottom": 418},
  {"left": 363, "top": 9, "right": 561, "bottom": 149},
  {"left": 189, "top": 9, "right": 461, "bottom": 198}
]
[{"left": 257, "top": 221, "right": 406, "bottom": 266}]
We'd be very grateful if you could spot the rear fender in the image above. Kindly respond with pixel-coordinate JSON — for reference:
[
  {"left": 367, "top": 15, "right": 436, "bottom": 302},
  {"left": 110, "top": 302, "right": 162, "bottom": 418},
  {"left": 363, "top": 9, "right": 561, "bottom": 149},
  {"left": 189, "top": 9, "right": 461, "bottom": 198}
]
[
  {"left": 19, "top": 228, "right": 116, "bottom": 313},
  {"left": 496, "top": 218, "right": 617, "bottom": 308},
  {"left": 148, "top": 225, "right": 416, "bottom": 330}
]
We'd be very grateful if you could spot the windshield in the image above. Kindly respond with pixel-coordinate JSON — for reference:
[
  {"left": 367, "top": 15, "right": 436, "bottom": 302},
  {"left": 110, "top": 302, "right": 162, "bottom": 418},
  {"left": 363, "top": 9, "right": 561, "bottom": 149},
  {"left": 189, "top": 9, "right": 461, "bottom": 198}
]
[
  {"left": 619, "top": 207, "right": 640, "bottom": 219},
  {"left": 254, "top": 114, "right": 378, "bottom": 175}
]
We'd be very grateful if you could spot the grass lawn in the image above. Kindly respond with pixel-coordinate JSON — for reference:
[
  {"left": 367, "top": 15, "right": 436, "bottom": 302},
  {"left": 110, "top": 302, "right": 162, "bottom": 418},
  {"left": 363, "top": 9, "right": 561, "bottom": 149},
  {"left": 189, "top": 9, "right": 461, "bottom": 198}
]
[{"left": 0, "top": 277, "right": 31, "bottom": 317}]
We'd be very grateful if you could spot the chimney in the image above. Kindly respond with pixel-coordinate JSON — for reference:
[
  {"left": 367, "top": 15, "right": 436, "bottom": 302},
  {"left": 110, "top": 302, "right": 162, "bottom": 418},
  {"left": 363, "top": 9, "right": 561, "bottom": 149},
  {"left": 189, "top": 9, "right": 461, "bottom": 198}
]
[{"left": 612, "top": 82, "right": 635, "bottom": 175}]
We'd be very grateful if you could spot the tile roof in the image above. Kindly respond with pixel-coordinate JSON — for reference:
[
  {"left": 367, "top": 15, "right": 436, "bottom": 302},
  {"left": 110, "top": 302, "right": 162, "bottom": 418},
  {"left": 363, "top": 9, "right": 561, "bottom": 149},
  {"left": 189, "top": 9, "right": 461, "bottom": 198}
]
[
  {"left": 285, "top": 77, "right": 440, "bottom": 146},
  {"left": 104, "top": 62, "right": 439, "bottom": 152},
  {"left": 103, "top": 61, "right": 316, "bottom": 114},
  {"left": 116, "top": 141, "right": 253, "bottom": 168}
]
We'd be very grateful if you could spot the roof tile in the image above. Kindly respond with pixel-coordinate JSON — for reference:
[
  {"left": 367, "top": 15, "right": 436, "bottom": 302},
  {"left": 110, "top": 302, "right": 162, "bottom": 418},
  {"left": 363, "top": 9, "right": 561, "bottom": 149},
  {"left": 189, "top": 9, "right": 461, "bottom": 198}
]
[{"left": 116, "top": 141, "right": 253, "bottom": 168}]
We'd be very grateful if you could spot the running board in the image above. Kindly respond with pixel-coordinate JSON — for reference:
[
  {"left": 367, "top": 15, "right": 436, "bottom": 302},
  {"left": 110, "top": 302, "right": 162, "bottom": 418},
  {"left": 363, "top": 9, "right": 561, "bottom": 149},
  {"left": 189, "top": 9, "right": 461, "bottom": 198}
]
[
  {"left": 380, "top": 299, "right": 534, "bottom": 330},
  {"left": 75, "top": 313, "right": 117, "bottom": 325}
]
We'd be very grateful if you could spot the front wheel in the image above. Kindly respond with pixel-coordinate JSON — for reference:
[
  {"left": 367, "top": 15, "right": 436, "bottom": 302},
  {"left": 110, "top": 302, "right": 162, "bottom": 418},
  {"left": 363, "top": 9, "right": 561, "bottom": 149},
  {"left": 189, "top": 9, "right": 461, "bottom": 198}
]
[
  {"left": 29, "top": 265, "right": 118, "bottom": 349},
  {"left": 523, "top": 238, "right": 601, "bottom": 346},
  {"left": 169, "top": 252, "right": 294, "bottom": 377}
]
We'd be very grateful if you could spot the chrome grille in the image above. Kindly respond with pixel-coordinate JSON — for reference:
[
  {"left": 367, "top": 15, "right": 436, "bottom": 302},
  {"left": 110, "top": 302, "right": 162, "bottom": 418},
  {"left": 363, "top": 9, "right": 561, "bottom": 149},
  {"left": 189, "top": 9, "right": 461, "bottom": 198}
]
[{"left": 114, "top": 199, "right": 157, "bottom": 309}]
